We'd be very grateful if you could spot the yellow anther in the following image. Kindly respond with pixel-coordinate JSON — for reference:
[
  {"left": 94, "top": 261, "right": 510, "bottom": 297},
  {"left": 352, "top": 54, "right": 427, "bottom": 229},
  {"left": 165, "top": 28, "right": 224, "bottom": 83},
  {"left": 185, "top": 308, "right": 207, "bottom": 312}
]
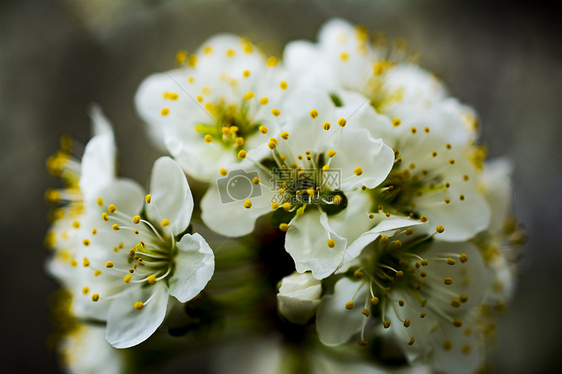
[
  {"left": 462, "top": 344, "right": 471, "bottom": 355},
  {"left": 124, "top": 274, "right": 132, "bottom": 284},
  {"left": 260, "top": 97, "right": 269, "bottom": 105},
  {"left": 463, "top": 174, "right": 470, "bottom": 181},
  {"left": 436, "top": 225, "right": 445, "bottom": 233},
  {"left": 145, "top": 194, "right": 151, "bottom": 204},
  {"left": 72, "top": 220, "right": 80, "bottom": 229},
  {"left": 371, "top": 297, "right": 379, "bottom": 305},
  {"left": 327, "top": 150, "right": 336, "bottom": 158},
  {"left": 373, "top": 62, "right": 385, "bottom": 75},
  {"left": 444, "top": 277, "right": 453, "bottom": 285},
  {"left": 196, "top": 95, "right": 203, "bottom": 102},
  {"left": 82, "top": 286, "right": 89, "bottom": 295},
  {"left": 238, "top": 150, "right": 247, "bottom": 159},
  {"left": 91, "top": 228, "right": 97, "bottom": 235},
  {"left": 424, "top": 126, "right": 430, "bottom": 133},
  {"left": 338, "top": 118, "right": 347, "bottom": 127},
  {"left": 279, "top": 81, "right": 288, "bottom": 90},
  {"left": 361, "top": 308, "right": 370, "bottom": 317},
  {"left": 404, "top": 318, "right": 411, "bottom": 327},
  {"left": 161, "top": 219, "right": 170, "bottom": 227},
  {"left": 396, "top": 270, "right": 404, "bottom": 277},
  {"left": 353, "top": 166, "right": 363, "bottom": 176},
  {"left": 327, "top": 239, "right": 336, "bottom": 248},
  {"left": 187, "top": 76, "right": 195, "bottom": 83},
  {"left": 408, "top": 337, "right": 415, "bottom": 345},
  {"left": 279, "top": 223, "right": 289, "bottom": 232},
  {"left": 460, "top": 253, "right": 468, "bottom": 263},
  {"left": 452, "top": 318, "right": 463, "bottom": 328},
  {"left": 421, "top": 259, "right": 429, "bottom": 266},
  {"left": 322, "top": 164, "right": 330, "bottom": 172},
  {"left": 91, "top": 293, "right": 100, "bottom": 302},
  {"left": 446, "top": 143, "right": 452, "bottom": 149},
  {"left": 420, "top": 215, "right": 427, "bottom": 223},
  {"left": 333, "top": 195, "right": 342, "bottom": 205},
  {"left": 235, "top": 137, "right": 244, "bottom": 146},
  {"left": 94, "top": 270, "right": 102, "bottom": 277},
  {"left": 242, "top": 70, "right": 250, "bottom": 78},
  {"left": 271, "top": 108, "right": 281, "bottom": 117},
  {"left": 383, "top": 320, "right": 391, "bottom": 329},
  {"left": 268, "top": 141, "right": 277, "bottom": 150},
  {"left": 420, "top": 271, "right": 427, "bottom": 278},
  {"left": 226, "top": 48, "right": 235, "bottom": 57},
  {"left": 444, "top": 198, "right": 451, "bottom": 204},
  {"left": 319, "top": 122, "right": 331, "bottom": 132},
  {"left": 83, "top": 258, "right": 90, "bottom": 267},
  {"left": 446, "top": 257, "right": 456, "bottom": 265},
  {"left": 410, "top": 127, "right": 417, "bottom": 134},
  {"left": 108, "top": 204, "right": 117, "bottom": 213},
  {"left": 271, "top": 201, "right": 280, "bottom": 210},
  {"left": 243, "top": 200, "right": 252, "bottom": 209},
  {"left": 278, "top": 188, "right": 285, "bottom": 194},
  {"left": 460, "top": 294, "right": 469, "bottom": 303},
  {"left": 405, "top": 227, "right": 414, "bottom": 236},
  {"left": 380, "top": 235, "right": 389, "bottom": 244},
  {"left": 175, "top": 50, "right": 187, "bottom": 63},
  {"left": 219, "top": 168, "right": 228, "bottom": 176},
  {"left": 242, "top": 43, "right": 253, "bottom": 54},
  {"left": 131, "top": 215, "right": 140, "bottom": 225},
  {"left": 443, "top": 340, "right": 453, "bottom": 351},
  {"left": 354, "top": 270, "right": 364, "bottom": 278},
  {"left": 161, "top": 108, "right": 170, "bottom": 116},
  {"left": 420, "top": 311, "right": 427, "bottom": 318},
  {"left": 359, "top": 340, "right": 368, "bottom": 347},
  {"left": 340, "top": 52, "right": 349, "bottom": 61},
  {"left": 259, "top": 126, "right": 268, "bottom": 134},
  {"left": 309, "top": 109, "right": 319, "bottom": 119},
  {"left": 432, "top": 151, "right": 438, "bottom": 157},
  {"left": 451, "top": 299, "right": 461, "bottom": 308},
  {"left": 112, "top": 224, "right": 120, "bottom": 231},
  {"left": 282, "top": 202, "right": 291, "bottom": 211},
  {"left": 459, "top": 194, "right": 465, "bottom": 201},
  {"left": 398, "top": 300, "right": 405, "bottom": 306},
  {"left": 251, "top": 177, "right": 260, "bottom": 185},
  {"left": 392, "top": 118, "right": 401, "bottom": 127},
  {"left": 244, "top": 91, "right": 255, "bottom": 100},
  {"left": 204, "top": 134, "right": 213, "bottom": 143},
  {"left": 83, "top": 239, "right": 90, "bottom": 247},
  {"left": 280, "top": 132, "right": 289, "bottom": 140},
  {"left": 394, "top": 240, "right": 402, "bottom": 248},
  {"left": 147, "top": 275, "right": 157, "bottom": 285},
  {"left": 105, "top": 261, "right": 114, "bottom": 268},
  {"left": 345, "top": 301, "right": 355, "bottom": 310},
  {"left": 96, "top": 197, "right": 103, "bottom": 206},
  {"left": 267, "top": 56, "right": 278, "bottom": 67},
  {"left": 134, "top": 301, "right": 144, "bottom": 310}
]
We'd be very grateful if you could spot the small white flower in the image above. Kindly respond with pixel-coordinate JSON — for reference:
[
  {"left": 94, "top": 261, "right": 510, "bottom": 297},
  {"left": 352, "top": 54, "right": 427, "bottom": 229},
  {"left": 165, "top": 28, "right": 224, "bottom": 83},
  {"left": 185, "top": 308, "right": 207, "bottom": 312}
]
[
  {"left": 201, "top": 87, "right": 396, "bottom": 279},
  {"left": 71, "top": 157, "right": 214, "bottom": 348},
  {"left": 135, "top": 35, "right": 291, "bottom": 181},
  {"left": 277, "top": 272, "right": 322, "bottom": 324},
  {"left": 316, "top": 232, "right": 489, "bottom": 374}
]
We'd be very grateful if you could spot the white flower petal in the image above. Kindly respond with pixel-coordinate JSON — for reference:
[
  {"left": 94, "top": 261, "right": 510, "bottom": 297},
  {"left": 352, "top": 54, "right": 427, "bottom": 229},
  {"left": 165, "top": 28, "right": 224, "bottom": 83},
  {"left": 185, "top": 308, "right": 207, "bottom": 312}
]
[
  {"left": 285, "top": 209, "right": 347, "bottom": 279},
  {"left": 95, "top": 179, "right": 145, "bottom": 217},
  {"left": 146, "top": 157, "right": 193, "bottom": 235},
  {"left": 168, "top": 233, "right": 215, "bottom": 303},
  {"left": 106, "top": 282, "right": 168, "bottom": 348},
  {"left": 277, "top": 272, "right": 322, "bottom": 324},
  {"left": 316, "top": 277, "right": 369, "bottom": 346},
  {"left": 480, "top": 158, "right": 514, "bottom": 233}
]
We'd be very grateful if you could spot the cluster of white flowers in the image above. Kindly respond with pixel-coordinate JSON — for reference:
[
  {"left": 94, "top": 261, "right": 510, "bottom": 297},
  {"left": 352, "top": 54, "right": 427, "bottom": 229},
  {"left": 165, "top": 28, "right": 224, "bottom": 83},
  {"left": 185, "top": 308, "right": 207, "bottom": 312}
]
[{"left": 45, "top": 19, "right": 523, "bottom": 374}]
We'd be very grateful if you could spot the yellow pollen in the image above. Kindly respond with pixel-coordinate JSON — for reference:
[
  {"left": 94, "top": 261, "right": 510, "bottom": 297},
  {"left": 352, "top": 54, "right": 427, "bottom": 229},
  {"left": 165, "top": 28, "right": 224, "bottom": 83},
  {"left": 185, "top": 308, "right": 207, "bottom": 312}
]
[
  {"left": 436, "top": 225, "right": 445, "bottom": 233},
  {"left": 238, "top": 150, "right": 247, "bottom": 159},
  {"left": 196, "top": 95, "right": 203, "bottom": 102},
  {"left": 260, "top": 97, "right": 269, "bottom": 105},
  {"left": 267, "top": 56, "right": 278, "bottom": 67},
  {"left": 340, "top": 52, "right": 349, "bottom": 61},
  {"left": 392, "top": 118, "right": 401, "bottom": 127},
  {"left": 268, "top": 141, "right": 277, "bottom": 150},
  {"left": 280, "top": 132, "right": 289, "bottom": 140},
  {"left": 259, "top": 126, "right": 268, "bottom": 134},
  {"left": 244, "top": 91, "right": 255, "bottom": 100},
  {"left": 132, "top": 215, "right": 141, "bottom": 225},
  {"left": 460, "top": 253, "right": 468, "bottom": 263},
  {"left": 322, "top": 121, "right": 331, "bottom": 130},
  {"left": 462, "top": 344, "right": 471, "bottom": 355},
  {"left": 83, "top": 258, "right": 90, "bottom": 267},
  {"left": 94, "top": 270, "right": 102, "bottom": 277},
  {"left": 405, "top": 227, "right": 414, "bottom": 235},
  {"left": 251, "top": 177, "right": 260, "bottom": 185},
  {"left": 105, "top": 261, "right": 114, "bottom": 268},
  {"left": 444, "top": 198, "right": 451, "bottom": 204},
  {"left": 161, "top": 219, "right": 170, "bottom": 227},
  {"left": 145, "top": 194, "right": 152, "bottom": 204},
  {"left": 242, "top": 70, "right": 250, "bottom": 78},
  {"left": 444, "top": 277, "right": 453, "bottom": 285},
  {"left": 327, "top": 150, "right": 336, "bottom": 158},
  {"left": 333, "top": 195, "right": 342, "bottom": 205},
  {"left": 432, "top": 151, "right": 438, "bottom": 157},
  {"left": 460, "top": 294, "right": 469, "bottom": 303},
  {"left": 92, "top": 228, "right": 97, "bottom": 235},
  {"left": 452, "top": 319, "right": 463, "bottom": 328},
  {"left": 280, "top": 81, "right": 288, "bottom": 90},
  {"left": 72, "top": 221, "right": 80, "bottom": 229},
  {"left": 463, "top": 174, "right": 470, "bottom": 181},
  {"left": 271, "top": 109, "right": 281, "bottom": 117},
  {"left": 243, "top": 200, "right": 252, "bottom": 209},
  {"left": 147, "top": 275, "right": 157, "bottom": 285},
  {"left": 96, "top": 197, "right": 103, "bottom": 206},
  {"left": 282, "top": 202, "right": 291, "bottom": 211},
  {"left": 175, "top": 50, "right": 187, "bottom": 63},
  {"left": 396, "top": 270, "right": 404, "bottom": 277},
  {"left": 373, "top": 62, "right": 384, "bottom": 75},
  {"left": 338, "top": 118, "right": 347, "bottom": 127},
  {"left": 219, "top": 168, "right": 228, "bottom": 176},
  {"left": 269, "top": 137, "right": 278, "bottom": 145},
  {"left": 82, "top": 287, "right": 89, "bottom": 295},
  {"left": 322, "top": 165, "right": 330, "bottom": 171},
  {"left": 446, "top": 143, "right": 452, "bottom": 149},
  {"left": 420, "top": 311, "right": 427, "bottom": 318},
  {"left": 204, "top": 134, "right": 213, "bottom": 143},
  {"left": 420, "top": 271, "right": 427, "bottom": 278},
  {"left": 327, "top": 239, "right": 336, "bottom": 248},
  {"left": 91, "top": 293, "right": 100, "bottom": 302},
  {"left": 309, "top": 109, "right": 319, "bottom": 119},
  {"left": 421, "top": 259, "right": 429, "bottom": 266},
  {"left": 112, "top": 224, "right": 120, "bottom": 231},
  {"left": 188, "top": 76, "right": 195, "bottom": 83},
  {"left": 380, "top": 235, "right": 389, "bottom": 244},
  {"left": 408, "top": 337, "right": 415, "bottom": 345},
  {"left": 411, "top": 127, "right": 417, "bottom": 134},
  {"left": 108, "top": 204, "right": 117, "bottom": 213},
  {"left": 443, "top": 340, "right": 453, "bottom": 351},
  {"left": 398, "top": 300, "right": 405, "bottom": 306},
  {"left": 279, "top": 223, "right": 289, "bottom": 232},
  {"left": 353, "top": 167, "right": 363, "bottom": 176},
  {"left": 354, "top": 270, "right": 364, "bottom": 278},
  {"left": 345, "top": 301, "right": 354, "bottom": 310},
  {"left": 449, "top": 159, "right": 455, "bottom": 165},
  {"left": 226, "top": 48, "right": 235, "bottom": 57},
  {"left": 359, "top": 340, "right": 368, "bottom": 347},
  {"left": 371, "top": 297, "right": 379, "bottom": 305},
  {"left": 161, "top": 108, "right": 170, "bottom": 116},
  {"left": 361, "top": 308, "right": 370, "bottom": 317},
  {"left": 124, "top": 274, "right": 132, "bottom": 283},
  {"left": 404, "top": 318, "right": 411, "bottom": 327},
  {"left": 278, "top": 188, "right": 285, "bottom": 194},
  {"left": 446, "top": 257, "right": 456, "bottom": 265},
  {"left": 459, "top": 194, "right": 465, "bottom": 201},
  {"left": 271, "top": 201, "right": 280, "bottom": 210},
  {"left": 394, "top": 240, "right": 402, "bottom": 248},
  {"left": 420, "top": 215, "right": 427, "bottom": 222},
  {"left": 451, "top": 299, "right": 461, "bottom": 308},
  {"left": 82, "top": 239, "right": 90, "bottom": 246},
  {"left": 134, "top": 301, "right": 144, "bottom": 310},
  {"left": 383, "top": 320, "right": 391, "bottom": 329}
]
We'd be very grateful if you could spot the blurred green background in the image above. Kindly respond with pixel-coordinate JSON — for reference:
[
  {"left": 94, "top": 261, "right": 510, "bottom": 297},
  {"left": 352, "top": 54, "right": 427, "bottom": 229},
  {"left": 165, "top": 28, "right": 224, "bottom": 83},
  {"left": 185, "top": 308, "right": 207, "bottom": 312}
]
[{"left": 1, "top": 0, "right": 561, "bottom": 372}]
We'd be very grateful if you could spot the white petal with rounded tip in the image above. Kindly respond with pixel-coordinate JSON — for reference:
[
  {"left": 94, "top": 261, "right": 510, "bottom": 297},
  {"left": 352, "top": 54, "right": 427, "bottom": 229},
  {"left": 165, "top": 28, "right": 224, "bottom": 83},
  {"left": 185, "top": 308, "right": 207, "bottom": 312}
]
[
  {"left": 106, "top": 282, "right": 168, "bottom": 348},
  {"left": 316, "top": 277, "right": 368, "bottom": 346},
  {"left": 277, "top": 272, "right": 322, "bottom": 324},
  {"left": 146, "top": 157, "right": 193, "bottom": 236},
  {"left": 80, "top": 107, "right": 116, "bottom": 201},
  {"left": 94, "top": 179, "right": 145, "bottom": 217},
  {"left": 285, "top": 209, "right": 347, "bottom": 280},
  {"left": 329, "top": 128, "right": 394, "bottom": 191},
  {"left": 169, "top": 233, "right": 214, "bottom": 303},
  {"left": 480, "top": 158, "right": 513, "bottom": 233}
]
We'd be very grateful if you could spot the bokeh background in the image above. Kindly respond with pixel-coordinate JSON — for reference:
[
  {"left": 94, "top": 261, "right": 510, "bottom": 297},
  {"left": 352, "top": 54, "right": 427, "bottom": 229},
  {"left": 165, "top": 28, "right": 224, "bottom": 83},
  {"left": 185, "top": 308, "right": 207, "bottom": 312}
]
[{"left": 1, "top": 0, "right": 561, "bottom": 373}]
